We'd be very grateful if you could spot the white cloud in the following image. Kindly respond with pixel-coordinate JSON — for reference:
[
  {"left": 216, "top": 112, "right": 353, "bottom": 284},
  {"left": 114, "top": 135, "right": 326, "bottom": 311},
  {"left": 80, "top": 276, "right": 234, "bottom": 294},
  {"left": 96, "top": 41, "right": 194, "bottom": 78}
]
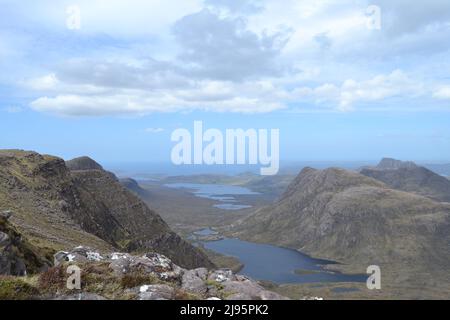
[
  {"left": 26, "top": 74, "right": 59, "bottom": 90},
  {"left": 291, "top": 70, "right": 426, "bottom": 111},
  {"left": 28, "top": 73, "right": 286, "bottom": 116},
  {"left": 433, "top": 86, "right": 450, "bottom": 99},
  {"left": 3, "top": 0, "right": 450, "bottom": 116}
]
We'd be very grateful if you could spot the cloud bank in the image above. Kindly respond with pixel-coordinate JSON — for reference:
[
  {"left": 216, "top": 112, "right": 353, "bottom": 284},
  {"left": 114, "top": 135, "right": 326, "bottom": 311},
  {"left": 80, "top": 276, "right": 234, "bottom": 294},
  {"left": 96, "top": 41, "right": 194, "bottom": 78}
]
[{"left": 1, "top": 0, "right": 449, "bottom": 116}]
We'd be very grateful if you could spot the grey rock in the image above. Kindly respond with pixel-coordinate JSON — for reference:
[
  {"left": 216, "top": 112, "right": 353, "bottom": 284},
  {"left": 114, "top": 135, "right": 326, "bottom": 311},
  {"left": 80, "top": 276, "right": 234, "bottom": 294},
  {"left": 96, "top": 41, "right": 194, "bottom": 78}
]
[
  {"left": 208, "top": 269, "right": 235, "bottom": 283},
  {"left": 0, "top": 231, "right": 10, "bottom": 247},
  {"left": 53, "top": 247, "right": 104, "bottom": 266},
  {"left": 49, "top": 247, "right": 289, "bottom": 301},
  {"left": 0, "top": 210, "right": 13, "bottom": 220},
  {"left": 109, "top": 254, "right": 133, "bottom": 275},
  {"left": 138, "top": 284, "right": 175, "bottom": 300},
  {"left": 181, "top": 268, "right": 208, "bottom": 295},
  {"left": 222, "top": 278, "right": 289, "bottom": 301},
  {"left": 54, "top": 251, "right": 69, "bottom": 266},
  {"left": 130, "top": 253, "right": 184, "bottom": 281}
]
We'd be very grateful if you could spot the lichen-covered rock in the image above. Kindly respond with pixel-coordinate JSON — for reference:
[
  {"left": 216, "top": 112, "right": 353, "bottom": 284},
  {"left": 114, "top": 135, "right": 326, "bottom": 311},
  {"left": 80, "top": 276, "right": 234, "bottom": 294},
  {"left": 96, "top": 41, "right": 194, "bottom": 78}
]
[
  {"left": 48, "top": 247, "right": 289, "bottom": 301},
  {"left": 54, "top": 247, "right": 105, "bottom": 266},
  {"left": 107, "top": 251, "right": 185, "bottom": 281},
  {"left": 221, "top": 276, "right": 289, "bottom": 300},
  {"left": 208, "top": 269, "right": 235, "bottom": 283},
  {"left": 181, "top": 268, "right": 209, "bottom": 295},
  {"left": 138, "top": 284, "right": 175, "bottom": 300}
]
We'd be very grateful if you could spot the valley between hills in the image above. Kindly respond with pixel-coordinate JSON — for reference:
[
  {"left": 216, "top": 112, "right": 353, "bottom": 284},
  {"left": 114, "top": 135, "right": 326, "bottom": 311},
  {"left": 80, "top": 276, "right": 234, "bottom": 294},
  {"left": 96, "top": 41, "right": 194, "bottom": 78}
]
[{"left": 1, "top": 149, "right": 449, "bottom": 300}]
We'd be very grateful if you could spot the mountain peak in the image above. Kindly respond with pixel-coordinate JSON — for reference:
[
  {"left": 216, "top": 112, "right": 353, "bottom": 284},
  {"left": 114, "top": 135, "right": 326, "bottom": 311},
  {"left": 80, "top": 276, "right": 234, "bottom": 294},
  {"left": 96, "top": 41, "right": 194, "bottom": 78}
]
[
  {"left": 66, "top": 156, "right": 103, "bottom": 171},
  {"left": 282, "top": 166, "right": 384, "bottom": 201},
  {"left": 361, "top": 158, "right": 450, "bottom": 202},
  {"left": 377, "top": 158, "right": 417, "bottom": 170}
]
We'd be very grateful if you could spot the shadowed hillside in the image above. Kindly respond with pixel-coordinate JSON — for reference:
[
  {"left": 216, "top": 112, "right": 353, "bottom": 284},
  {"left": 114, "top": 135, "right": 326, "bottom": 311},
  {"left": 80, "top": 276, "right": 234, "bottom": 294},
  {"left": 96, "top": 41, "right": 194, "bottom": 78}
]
[{"left": 0, "top": 150, "right": 213, "bottom": 269}]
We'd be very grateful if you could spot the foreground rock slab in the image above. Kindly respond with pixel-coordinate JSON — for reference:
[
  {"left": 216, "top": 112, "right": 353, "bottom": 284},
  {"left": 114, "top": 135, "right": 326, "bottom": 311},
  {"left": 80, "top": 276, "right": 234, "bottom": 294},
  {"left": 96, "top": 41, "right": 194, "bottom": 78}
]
[{"left": 50, "top": 247, "right": 289, "bottom": 301}]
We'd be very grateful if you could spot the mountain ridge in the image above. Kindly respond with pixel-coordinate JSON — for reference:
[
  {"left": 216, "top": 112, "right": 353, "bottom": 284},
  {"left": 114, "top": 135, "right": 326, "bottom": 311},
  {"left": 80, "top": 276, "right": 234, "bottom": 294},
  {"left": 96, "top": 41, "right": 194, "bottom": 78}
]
[
  {"left": 360, "top": 158, "right": 450, "bottom": 202},
  {"left": 0, "top": 150, "right": 213, "bottom": 270},
  {"left": 230, "top": 166, "right": 450, "bottom": 296}
]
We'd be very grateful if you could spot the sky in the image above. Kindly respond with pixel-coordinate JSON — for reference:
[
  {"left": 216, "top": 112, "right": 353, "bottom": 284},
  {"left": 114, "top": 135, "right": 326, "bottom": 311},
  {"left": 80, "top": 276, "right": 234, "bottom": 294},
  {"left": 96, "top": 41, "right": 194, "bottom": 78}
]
[{"left": 1, "top": 0, "right": 450, "bottom": 169}]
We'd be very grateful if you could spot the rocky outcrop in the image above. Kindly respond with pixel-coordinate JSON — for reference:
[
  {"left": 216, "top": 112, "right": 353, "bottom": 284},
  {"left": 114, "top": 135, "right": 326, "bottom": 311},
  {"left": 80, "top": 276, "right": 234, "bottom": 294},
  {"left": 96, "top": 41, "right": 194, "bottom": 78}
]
[
  {"left": 0, "top": 212, "right": 51, "bottom": 276},
  {"left": 360, "top": 158, "right": 450, "bottom": 202},
  {"left": 50, "top": 247, "right": 288, "bottom": 301},
  {"left": 375, "top": 158, "right": 418, "bottom": 170},
  {"left": 0, "top": 150, "right": 213, "bottom": 270}
]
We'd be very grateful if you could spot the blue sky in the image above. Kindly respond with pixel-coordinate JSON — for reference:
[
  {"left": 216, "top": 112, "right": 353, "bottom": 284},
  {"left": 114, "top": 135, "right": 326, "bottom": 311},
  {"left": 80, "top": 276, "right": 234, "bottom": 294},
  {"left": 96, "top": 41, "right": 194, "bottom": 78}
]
[{"left": 1, "top": 0, "right": 450, "bottom": 166}]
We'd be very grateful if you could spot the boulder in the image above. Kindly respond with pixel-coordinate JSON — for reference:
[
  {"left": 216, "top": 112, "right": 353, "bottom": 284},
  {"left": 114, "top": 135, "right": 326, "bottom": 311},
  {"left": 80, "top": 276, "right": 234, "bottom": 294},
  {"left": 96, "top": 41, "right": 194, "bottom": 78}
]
[
  {"left": 0, "top": 210, "right": 13, "bottom": 220},
  {"left": 181, "top": 268, "right": 209, "bottom": 295},
  {"left": 138, "top": 284, "right": 175, "bottom": 300},
  {"left": 108, "top": 253, "right": 133, "bottom": 275},
  {"left": 53, "top": 247, "right": 105, "bottom": 266},
  {"left": 221, "top": 277, "right": 289, "bottom": 300},
  {"left": 208, "top": 269, "right": 235, "bottom": 283}
]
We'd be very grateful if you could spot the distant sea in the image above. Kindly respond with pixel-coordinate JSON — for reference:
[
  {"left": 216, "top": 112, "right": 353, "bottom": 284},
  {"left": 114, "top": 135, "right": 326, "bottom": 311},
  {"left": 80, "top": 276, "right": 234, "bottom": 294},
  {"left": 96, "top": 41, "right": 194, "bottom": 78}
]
[{"left": 103, "top": 160, "right": 378, "bottom": 178}]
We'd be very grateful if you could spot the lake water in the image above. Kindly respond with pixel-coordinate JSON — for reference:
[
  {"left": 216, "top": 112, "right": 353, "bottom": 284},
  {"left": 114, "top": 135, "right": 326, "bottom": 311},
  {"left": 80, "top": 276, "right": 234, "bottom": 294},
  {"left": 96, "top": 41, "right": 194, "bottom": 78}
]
[
  {"left": 203, "top": 238, "right": 367, "bottom": 284},
  {"left": 164, "top": 183, "right": 258, "bottom": 211}
]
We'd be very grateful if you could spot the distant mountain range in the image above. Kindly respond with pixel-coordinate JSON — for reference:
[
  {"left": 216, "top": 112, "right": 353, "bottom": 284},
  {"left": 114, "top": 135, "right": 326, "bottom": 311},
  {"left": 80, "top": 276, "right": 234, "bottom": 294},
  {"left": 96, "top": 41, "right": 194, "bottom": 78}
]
[
  {"left": 231, "top": 160, "right": 450, "bottom": 298},
  {"left": 360, "top": 158, "right": 450, "bottom": 202},
  {"left": 423, "top": 163, "right": 450, "bottom": 177}
]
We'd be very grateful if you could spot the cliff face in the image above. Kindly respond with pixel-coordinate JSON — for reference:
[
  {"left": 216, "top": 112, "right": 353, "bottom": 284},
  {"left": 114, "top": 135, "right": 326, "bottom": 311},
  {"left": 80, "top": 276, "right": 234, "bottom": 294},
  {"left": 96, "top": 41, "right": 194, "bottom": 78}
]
[
  {"left": 232, "top": 167, "right": 450, "bottom": 291},
  {"left": 0, "top": 150, "right": 213, "bottom": 270}
]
